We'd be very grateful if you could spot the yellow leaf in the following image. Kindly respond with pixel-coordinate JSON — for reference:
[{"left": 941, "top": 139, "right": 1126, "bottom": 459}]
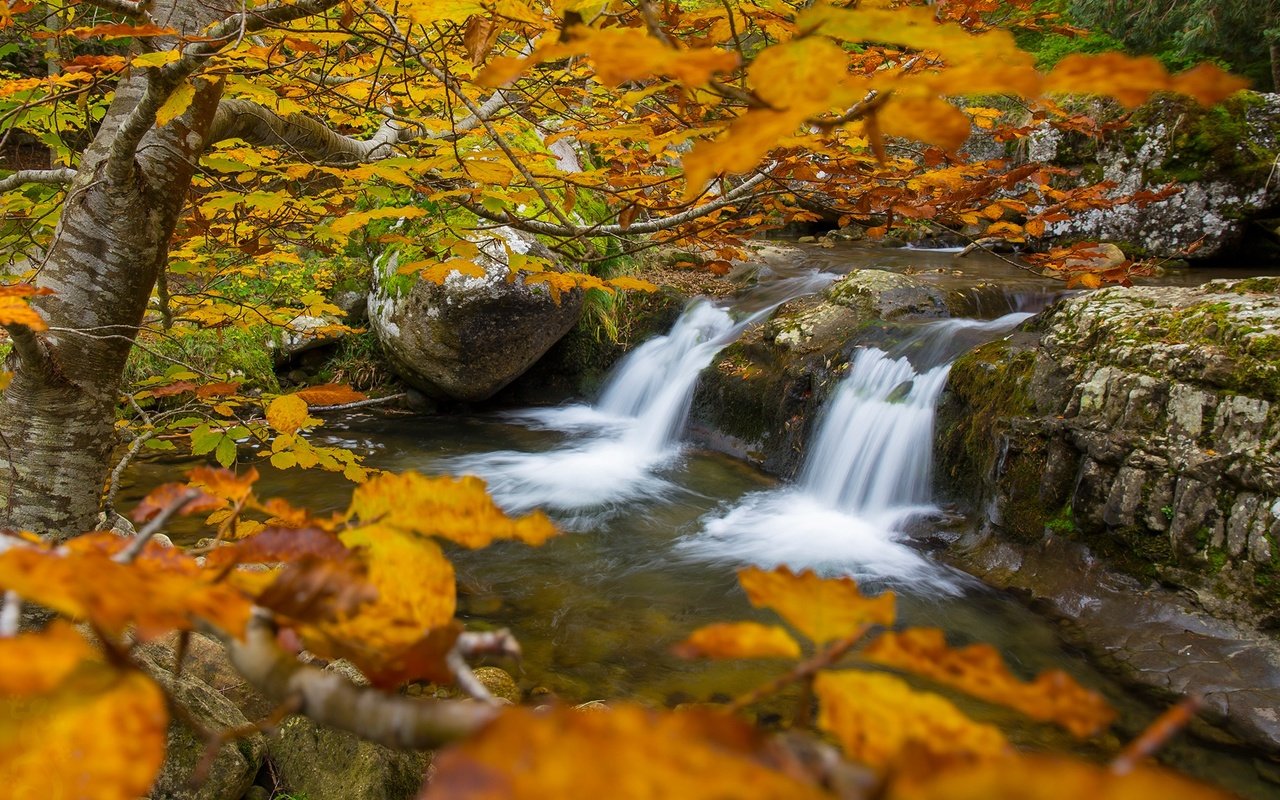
[
  {"left": 266, "top": 393, "right": 310, "bottom": 435},
  {"left": 738, "top": 566, "right": 895, "bottom": 645},
  {"left": 418, "top": 259, "right": 488, "bottom": 284},
  {"left": 605, "top": 276, "right": 658, "bottom": 293},
  {"left": 0, "top": 296, "right": 47, "bottom": 331},
  {"left": 683, "top": 108, "right": 809, "bottom": 199},
  {"left": 329, "top": 206, "right": 428, "bottom": 236},
  {"left": 875, "top": 95, "right": 973, "bottom": 152},
  {"left": 425, "top": 704, "right": 833, "bottom": 800},
  {"left": 347, "top": 471, "right": 558, "bottom": 548},
  {"left": 0, "top": 666, "right": 167, "bottom": 800},
  {"left": 862, "top": 628, "right": 1115, "bottom": 737},
  {"left": 885, "top": 753, "right": 1234, "bottom": 800},
  {"left": 747, "top": 37, "right": 847, "bottom": 109},
  {"left": 155, "top": 79, "right": 194, "bottom": 126},
  {"left": 130, "top": 49, "right": 182, "bottom": 68},
  {"left": 1045, "top": 54, "right": 1247, "bottom": 108},
  {"left": 400, "top": 0, "right": 486, "bottom": 27},
  {"left": 0, "top": 621, "right": 94, "bottom": 696},
  {"left": 815, "top": 670, "right": 1009, "bottom": 769},
  {"left": 673, "top": 621, "right": 801, "bottom": 660}
]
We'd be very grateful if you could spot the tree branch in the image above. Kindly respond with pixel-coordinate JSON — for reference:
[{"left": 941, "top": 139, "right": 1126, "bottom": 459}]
[
  {"left": 225, "top": 610, "right": 500, "bottom": 749},
  {"left": 106, "top": 0, "right": 348, "bottom": 182},
  {"left": 0, "top": 168, "right": 78, "bottom": 194}
]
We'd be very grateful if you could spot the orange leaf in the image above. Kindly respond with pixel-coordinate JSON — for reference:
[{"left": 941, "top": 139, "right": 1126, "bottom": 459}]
[
  {"left": 885, "top": 753, "right": 1234, "bottom": 800},
  {"left": 673, "top": 621, "right": 801, "bottom": 660},
  {"left": 0, "top": 666, "right": 167, "bottom": 800},
  {"left": 347, "top": 471, "right": 558, "bottom": 548},
  {"left": 360, "top": 621, "right": 463, "bottom": 689},
  {"left": 0, "top": 283, "right": 52, "bottom": 298},
  {"left": 738, "top": 566, "right": 895, "bottom": 645},
  {"left": 425, "top": 704, "right": 833, "bottom": 800},
  {"left": 195, "top": 380, "right": 241, "bottom": 399},
  {"left": 0, "top": 296, "right": 47, "bottom": 331},
  {"left": 149, "top": 380, "right": 198, "bottom": 398},
  {"left": 292, "top": 383, "right": 368, "bottom": 406},
  {"left": 862, "top": 628, "right": 1115, "bottom": 737},
  {"left": 255, "top": 555, "right": 377, "bottom": 624},
  {"left": 130, "top": 482, "right": 224, "bottom": 523},
  {"left": 188, "top": 466, "right": 258, "bottom": 504},
  {"left": 0, "top": 620, "right": 94, "bottom": 696},
  {"left": 201, "top": 526, "right": 351, "bottom": 569},
  {"left": 815, "top": 670, "right": 1009, "bottom": 769}
]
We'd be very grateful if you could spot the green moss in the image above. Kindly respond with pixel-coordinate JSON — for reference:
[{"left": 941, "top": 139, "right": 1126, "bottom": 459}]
[
  {"left": 1045, "top": 505, "right": 1078, "bottom": 535},
  {"left": 1129, "top": 92, "right": 1276, "bottom": 185},
  {"left": 1207, "top": 548, "right": 1229, "bottom": 573}
]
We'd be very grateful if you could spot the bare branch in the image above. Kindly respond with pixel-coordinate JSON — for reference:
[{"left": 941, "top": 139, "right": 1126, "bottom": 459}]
[
  {"left": 0, "top": 168, "right": 78, "bottom": 194},
  {"left": 113, "top": 488, "right": 199, "bottom": 564},
  {"left": 307, "top": 393, "right": 406, "bottom": 412},
  {"left": 0, "top": 591, "right": 20, "bottom": 637},
  {"left": 225, "top": 610, "right": 500, "bottom": 749}
]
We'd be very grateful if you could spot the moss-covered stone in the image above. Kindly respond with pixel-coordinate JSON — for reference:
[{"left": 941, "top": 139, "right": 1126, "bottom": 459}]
[{"left": 269, "top": 716, "right": 429, "bottom": 800}]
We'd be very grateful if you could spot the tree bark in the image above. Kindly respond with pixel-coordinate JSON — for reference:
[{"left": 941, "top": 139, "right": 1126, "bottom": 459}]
[{"left": 0, "top": 0, "right": 228, "bottom": 536}]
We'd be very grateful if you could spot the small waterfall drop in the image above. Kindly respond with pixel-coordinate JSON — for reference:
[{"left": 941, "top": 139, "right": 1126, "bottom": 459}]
[
  {"left": 450, "top": 272, "right": 837, "bottom": 519},
  {"left": 678, "top": 312, "right": 1033, "bottom": 591}
]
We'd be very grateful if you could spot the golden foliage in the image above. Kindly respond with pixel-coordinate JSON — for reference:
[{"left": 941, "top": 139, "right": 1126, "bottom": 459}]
[
  {"left": 347, "top": 471, "right": 558, "bottom": 548},
  {"left": 267, "top": 393, "right": 312, "bottom": 435},
  {"left": 738, "top": 566, "right": 895, "bottom": 644},
  {"left": 292, "top": 383, "right": 368, "bottom": 406},
  {"left": 0, "top": 664, "right": 167, "bottom": 800},
  {"left": 673, "top": 621, "right": 801, "bottom": 660},
  {"left": 0, "top": 621, "right": 94, "bottom": 696},
  {"left": 863, "top": 628, "right": 1115, "bottom": 737},
  {"left": 0, "top": 296, "right": 47, "bottom": 331},
  {"left": 814, "top": 670, "right": 1009, "bottom": 769},
  {"left": 425, "top": 704, "right": 833, "bottom": 800}
]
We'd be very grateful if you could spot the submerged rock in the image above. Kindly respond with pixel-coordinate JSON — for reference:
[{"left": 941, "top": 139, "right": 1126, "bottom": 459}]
[
  {"left": 937, "top": 278, "right": 1280, "bottom": 626},
  {"left": 368, "top": 227, "right": 584, "bottom": 403}
]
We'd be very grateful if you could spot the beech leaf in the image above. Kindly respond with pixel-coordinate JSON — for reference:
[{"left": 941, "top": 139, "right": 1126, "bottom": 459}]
[{"left": 738, "top": 566, "right": 895, "bottom": 645}]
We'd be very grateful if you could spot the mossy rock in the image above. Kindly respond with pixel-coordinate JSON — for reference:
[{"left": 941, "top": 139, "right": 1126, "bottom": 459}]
[{"left": 269, "top": 716, "right": 430, "bottom": 800}]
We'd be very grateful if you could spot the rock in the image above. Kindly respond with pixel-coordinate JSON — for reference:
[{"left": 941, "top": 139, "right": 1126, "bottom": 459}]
[
  {"left": 271, "top": 314, "right": 345, "bottom": 367},
  {"left": 1060, "top": 242, "right": 1126, "bottom": 271},
  {"left": 333, "top": 289, "right": 369, "bottom": 325},
  {"left": 936, "top": 279, "right": 1280, "bottom": 625},
  {"left": 473, "top": 666, "right": 521, "bottom": 703},
  {"left": 135, "top": 639, "right": 267, "bottom": 800},
  {"left": 368, "top": 226, "right": 585, "bottom": 402},
  {"left": 1011, "top": 92, "right": 1280, "bottom": 259},
  {"left": 269, "top": 716, "right": 430, "bottom": 800}
]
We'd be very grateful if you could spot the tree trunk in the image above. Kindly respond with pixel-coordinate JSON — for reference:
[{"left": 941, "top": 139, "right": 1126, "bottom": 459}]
[{"left": 0, "top": 1, "right": 227, "bottom": 536}]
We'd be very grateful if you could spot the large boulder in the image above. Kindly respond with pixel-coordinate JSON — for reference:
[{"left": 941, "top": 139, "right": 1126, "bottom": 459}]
[
  {"left": 368, "top": 227, "right": 584, "bottom": 402},
  {"left": 937, "top": 278, "right": 1280, "bottom": 625},
  {"left": 1027, "top": 92, "right": 1280, "bottom": 259},
  {"left": 269, "top": 716, "right": 430, "bottom": 800}
]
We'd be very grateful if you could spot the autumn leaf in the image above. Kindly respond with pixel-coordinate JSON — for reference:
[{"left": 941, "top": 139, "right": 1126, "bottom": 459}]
[
  {"left": 155, "top": 80, "right": 195, "bottom": 126},
  {"left": 0, "top": 665, "right": 167, "bottom": 800},
  {"left": 0, "top": 621, "right": 94, "bottom": 696},
  {"left": 606, "top": 276, "right": 658, "bottom": 293},
  {"left": 885, "top": 753, "right": 1234, "bottom": 800},
  {"left": 815, "top": 670, "right": 1009, "bottom": 769},
  {"left": 360, "top": 621, "right": 464, "bottom": 689},
  {"left": 674, "top": 621, "right": 801, "bottom": 660},
  {"left": 425, "top": 704, "right": 833, "bottom": 800},
  {"left": 130, "top": 481, "right": 224, "bottom": 523},
  {"left": 347, "top": 471, "right": 558, "bottom": 548},
  {"left": 738, "top": 566, "right": 895, "bottom": 645},
  {"left": 0, "top": 296, "right": 47, "bottom": 330},
  {"left": 188, "top": 466, "right": 258, "bottom": 504},
  {"left": 267, "top": 393, "right": 311, "bottom": 435},
  {"left": 255, "top": 555, "right": 377, "bottom": 624},
  {"left": 862, "top": 628, "right": 1115, "bottom": 737},
  {"left": 0, "top": 533, "right": 251, "bottom": 639},
  {"left": 1045, "top": 54, "right": 1246, "bottom": 108},
  {"left": 201, "top": 526, "right": 350, "bottom": 569},
  {"left": 292, "top": 383, "right": 367, "bottom": 406}
]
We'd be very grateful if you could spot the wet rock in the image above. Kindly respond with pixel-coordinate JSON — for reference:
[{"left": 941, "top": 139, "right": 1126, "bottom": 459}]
[
  {"left": 368, "top": 226, "right": 584, "bottom": 402},
  {"left": 937, "top": 279, "right": 1280, "bottom": 625},
  {"left": 474, "top": 666, "right": 521, "bottom": 703},
  {"left": 135, "top": 639, "right": 266, "bottom": 800},
  {"left": 269, "top": 716, "right": 430, "bottom": 800}
]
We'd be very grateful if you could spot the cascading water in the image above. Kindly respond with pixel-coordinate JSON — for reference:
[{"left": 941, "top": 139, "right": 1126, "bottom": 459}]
[
  {"left": 448, "top": 272, "right": 837, "bottom": 520},
  {"left": 677, "top": 312, "right": 1033, "bottom": 591}
]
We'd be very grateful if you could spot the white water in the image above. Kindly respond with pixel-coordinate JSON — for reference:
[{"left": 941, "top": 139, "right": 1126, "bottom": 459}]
[
  {"left": 678, "top": 312, "right": 1033, "bottom": 591},
  {"left": 450, "top": 272, "right": 837, "bottom": 520}
]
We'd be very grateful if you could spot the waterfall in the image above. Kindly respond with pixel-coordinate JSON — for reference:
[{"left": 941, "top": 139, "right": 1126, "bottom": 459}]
[
  {"left": 678, "top": 312, "right": 1033, "bottom": 591},
  {"left": 449, "top": 272, "right": 837, "bottom": 519}
]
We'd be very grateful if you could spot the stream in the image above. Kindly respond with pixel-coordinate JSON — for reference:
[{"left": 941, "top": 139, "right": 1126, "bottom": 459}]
[{"left": 126, "top": 244, "right": 1277, "bottom": 798}]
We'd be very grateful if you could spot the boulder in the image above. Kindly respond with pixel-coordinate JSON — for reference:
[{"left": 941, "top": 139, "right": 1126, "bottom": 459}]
[
  {"left": 368, "top": 227, "right": 585, "bottom": 402},
  {"left": 135, "top": 638, "right": 267, "bottom": 800},
  {"left": 268, "top": 716, "right": 430, "bottom": 800},
  {"left": 936, "top": 278, "right": 1280, "bottom": 625}
]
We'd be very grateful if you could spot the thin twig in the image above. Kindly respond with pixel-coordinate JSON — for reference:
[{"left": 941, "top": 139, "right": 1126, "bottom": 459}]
[
  {"left": 113, "top": 488, "right": 200, "bottom": 564},
  {"left": 726, "top": 626, "right": 870, "bottom": 714},
  {"left": 1110, "top": 695, "right": 1202, "bottom": 775},
  {"left": 307, "top": 393, "right": 407, "bottom": 412}
]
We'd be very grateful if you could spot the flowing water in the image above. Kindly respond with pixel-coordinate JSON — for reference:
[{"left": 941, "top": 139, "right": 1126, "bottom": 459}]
[{"left": 122, "top": 247, "right": 1276, "bottom": 798}]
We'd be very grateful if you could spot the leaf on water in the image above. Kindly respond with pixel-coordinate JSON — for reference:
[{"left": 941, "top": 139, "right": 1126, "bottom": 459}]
[
  {"left": 0, "top": 665, "right": 167, "bottom": 800},
  {"left": 267, "top": 393, "right": 311, "bottom": 435},
  {"left": 862, "top": 628, "right": 1115, "bottom": 737},
  {"left": 673, "top": 622, "right": 801, "bottom": 660},
  {"left": 738, "top": 566, "right": 895, "bottom": 645},
  {"left": 0, "top": 621, "right": 94, "bottom": 696},
  {"left": 347, "top": 471, "right": 558, "bottom": 548},
  {"left": 129, "top": 481, "right": 224, "bottom": 523},
  {"left": 814, "top": 670, "right": 1009, "bottom": 769},
  {"left": 884, "top": 753, "right": 1235, "bottom": 800},
  {"left": 292, "top": 383, "right": 367, "bottom": 406},
  {"left": 424, "top": 704, "right": 833, "bottom": 800}
]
